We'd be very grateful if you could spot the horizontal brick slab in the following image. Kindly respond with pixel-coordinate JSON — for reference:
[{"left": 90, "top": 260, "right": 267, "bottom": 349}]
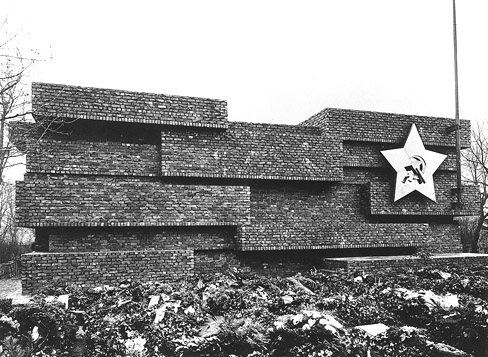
[
  {"left": 239, "top": 223, "right": 429, "bottom": 251},
  {"left": 301, "top": 108, "right": 470, "bottom": 148},
  {"left": 160, "top": 122, "right": 342, "bottom": 181},
  {"left": 16, "top": 175, "right": 250, "bottom": 227},
  {"left": 49, "top": 226, "right": 237, "bottom": 252},
  {"left": 32, "top": 82, "right": 228, "bottom": 128},
  {"left": 323, "top": 253, "right": 488, "bottom": 273},
  {"left": 27, "top": 137, "right": 160, "bottom": 177}
]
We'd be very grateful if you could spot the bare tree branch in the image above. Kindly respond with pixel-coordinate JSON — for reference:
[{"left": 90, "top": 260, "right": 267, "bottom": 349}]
[
  {"left": 0, "top": 17, "right": 59, "bottom": 260},
  {"left": 461, "top": 121, "right": 488, "bottom": 252}
]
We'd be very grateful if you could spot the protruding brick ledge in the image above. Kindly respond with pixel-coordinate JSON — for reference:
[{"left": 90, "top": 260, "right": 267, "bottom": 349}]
[
  {"left": 323, "top": 253, "right": 488, "bottom": 273},
  {"left": 160, "top": 171, "right": 343, "bottom": 182},
  {"left": 16, "top": 178, "right": 250, "bottom": 228},
  {"left": 238, "top": 242, "right": 418, "bottom": 251},
  {"left": 300, "top": 107, "right": 471, "bottom": 148},
  {"left": 19, "top": 221, "right": 243, "bottom": 228},
  {"left": 239, "top": 223, "right": 429, "bottom": 251},
  {"left": 32, "top": 82, "right": 229, "bottom": 128}
]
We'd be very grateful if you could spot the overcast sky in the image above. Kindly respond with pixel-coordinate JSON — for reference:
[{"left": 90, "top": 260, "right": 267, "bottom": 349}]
[{"left": 2, "top": 0, "right": 488, "bottom": 179}]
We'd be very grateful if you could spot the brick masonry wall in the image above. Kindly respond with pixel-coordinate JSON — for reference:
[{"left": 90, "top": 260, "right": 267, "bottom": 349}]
[
  {"left": 300, "top": 107, "right": 478, "bottom": 219},
  {"left": 21, "top": 250, "right": 194, "bottom": 294},
  {"left": 194, "top": 250, "right": 245, "bottom": 274},
  {"left": 368, "top": 177, "right": 479, "bottom": 216},
  {"left": 341, "top": 168, "right": 478, "bottom": 218},
  {"left": 16, "top": 83, "right": 479, "bottom": 285},
  {"left": 244, "top": 183, "right": 363, "bottom": 246},
  {"left": 32, "top": 82, "right": 228, "bottom": 128},
  {"left": 16, "top": 175, "right": 250, "bottom": 227},
  {"left": 239, "top": 183, "right": 432, "bottom": 250},
  {"left": 343, "top": 141, "right": 457, "bottom": 171},
  {"left": 160, "top": 122, "right": 342, "bottom": 181},
  {"left": 48, "top": 226, "right": 237, "bottom": 252},
  {"left": 240, "top": 222, "right": 430, "bottom": 251},
  {"left": 300, "top": 108, "right": 470, "bottom": 148},
  {"left": 170, "top": 248, "right": 480, "bottom": 278},
  {"left": 342, "top": 168, "right": 390, "bottom": 184},
  {"left": 26, "top": 123, "right": 160, "bottom": 176},
  {"left": 424, "top": 223, "right": 462, "bottom": 253}
]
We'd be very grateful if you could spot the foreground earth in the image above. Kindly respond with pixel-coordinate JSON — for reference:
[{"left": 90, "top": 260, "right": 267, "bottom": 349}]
[{"left": 1, "top": 265, "right": 488, "bottom": 356}]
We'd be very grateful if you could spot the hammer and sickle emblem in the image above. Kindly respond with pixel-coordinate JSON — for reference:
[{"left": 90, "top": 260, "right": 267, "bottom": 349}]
[{"left": 402, "top": 155, "right": 426, "bottom": 184}]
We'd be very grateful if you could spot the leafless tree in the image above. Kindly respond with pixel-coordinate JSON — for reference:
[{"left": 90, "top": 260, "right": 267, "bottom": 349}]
[
  {"left": 461, "top": 122, "right": 488, "bottom": 252},
  {"left": 0, "top": 18, "right": 55, "bottom": 260},
  {"left": 0, "top": 17, "right": 42, "bottom": 182}
]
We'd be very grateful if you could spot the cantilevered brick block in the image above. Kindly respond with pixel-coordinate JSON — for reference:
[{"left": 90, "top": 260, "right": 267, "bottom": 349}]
[
  {"left": 32, "top": 82, "right": 228, "bottom": 128},
  {"left": 160, "top": 122, "right": 342, "bottom": 181},
  {"left": 301, "top": 108, "right": 470, "bottom": 148},
  {"left": 16, "top": 175, "right": 250, "bottom": 227}
]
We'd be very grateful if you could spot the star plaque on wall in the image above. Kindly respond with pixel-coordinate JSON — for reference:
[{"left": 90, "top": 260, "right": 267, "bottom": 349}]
[{"left": 381, "top": 124, "right": 446, "bottom": 202}]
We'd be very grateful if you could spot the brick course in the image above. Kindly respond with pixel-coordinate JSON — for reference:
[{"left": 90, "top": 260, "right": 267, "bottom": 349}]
[
  {"left": 16, "top": 175, "right": 250, "bottom": 227},
  {"left": 300, "top": 108, "right": 470, "bottom": 148},
  {"left": 48, "top": 226, "right": 236, "bottom": 252},
  {"left": 160, "top": 122, "right": 342, "bottom": 181},
  {"left": 194, "top": 250, "right": 244, "bottom": 274},
  {"left": 21, "top": 250, "right": 194, "bottom": 293},
  {"left": 27, "top": 134, "right": 160, "bottom": 177},
  {"left": 368, "top": 178, "right": 479, "bottom": 216},
  {"left": 240, "top": 223, "right": 428, "bottom": 251},
  {"left": 426, "top": 223, "right": 462, "bottom": 253},
  {"left": 32, "top": 82, "right": 228, "bottom": 128},
  {"left": 238, "top": 183, "right": 453, "bottom": 251},
  {"left": 343, "top": 141, "right": 457, "bottom": 171}
]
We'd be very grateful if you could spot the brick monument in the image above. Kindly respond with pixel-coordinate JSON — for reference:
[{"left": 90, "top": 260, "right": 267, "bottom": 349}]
[{"left": 15, "top": 82, "right": 480, "bottom": 292}]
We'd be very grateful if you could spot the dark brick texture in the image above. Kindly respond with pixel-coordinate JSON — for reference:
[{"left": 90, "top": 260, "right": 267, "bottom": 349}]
[
  {"left": 16, "top": 175, "right": 249, "bottom": 227},
  {"left": 26, "top": 123, "right": 161, "bottom": 176},
  {"left": 21, "top": 250, "right": 193, "bottom": 294},
  {"left": 32, "top": 82, "right": 228, "bottom": 128},
  {"left": 300, "top": 108, "right": 471, "bottom": 148},
  {"left": 368, "top": 178, "right": 479, "bottom": 216},
  {"left": 343, "top": 141, "right": 458, "bottom": 171},
  {"left": 194, "top": 250, "right": 244, "bottom": 275},
  {"left": 48, "top": 226, "right": 236, "bottom": 252},
  {"left": 160, "top": 123, "right": 342, "bottom": 181},
  {"left": 240, "top": 183, "right": 429, "bottom": 250}
]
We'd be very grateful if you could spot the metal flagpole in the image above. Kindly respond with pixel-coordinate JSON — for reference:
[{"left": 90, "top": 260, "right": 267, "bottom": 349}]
[{"left": 453, "top": 0, "right": 462, "bottom": 205}]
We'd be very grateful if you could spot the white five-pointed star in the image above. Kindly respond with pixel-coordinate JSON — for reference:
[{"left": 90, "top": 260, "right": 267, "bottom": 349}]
[{"left": 381, "top": 124, "right": 446, "bottom": 202}]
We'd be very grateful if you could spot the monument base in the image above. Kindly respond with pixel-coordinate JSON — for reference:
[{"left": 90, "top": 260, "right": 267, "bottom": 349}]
[{"left": 323, "top": 253, "right": 488, "bottom": 273}]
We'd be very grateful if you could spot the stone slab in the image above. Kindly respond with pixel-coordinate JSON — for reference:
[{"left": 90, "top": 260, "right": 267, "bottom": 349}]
[{"left": 323, "top": 253, "right": 488, "bottom": 272}]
